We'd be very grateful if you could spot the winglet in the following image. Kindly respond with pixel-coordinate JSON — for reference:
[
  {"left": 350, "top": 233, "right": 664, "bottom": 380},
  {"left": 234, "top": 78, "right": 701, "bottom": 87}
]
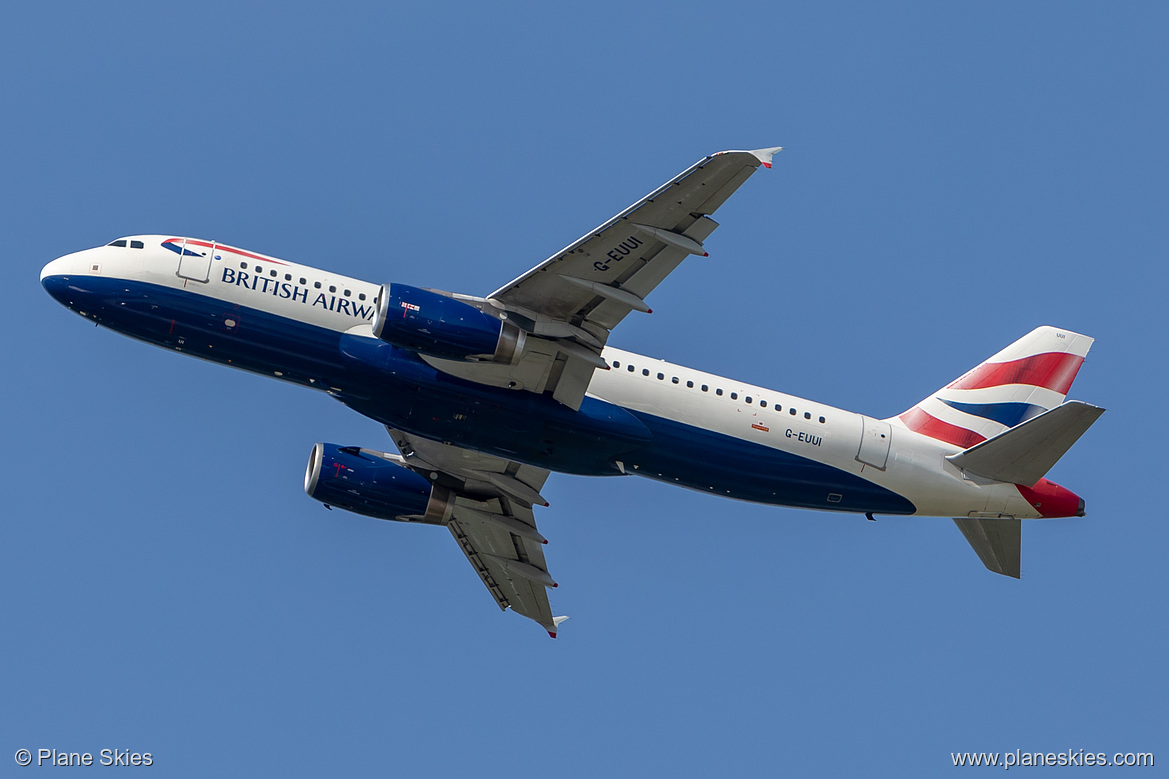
[
  {"left": 750, "top": 146, "right": 784, "bottom": 168},
  {"left": 548, "top": 615, "right": 570, "bottom": 639}
]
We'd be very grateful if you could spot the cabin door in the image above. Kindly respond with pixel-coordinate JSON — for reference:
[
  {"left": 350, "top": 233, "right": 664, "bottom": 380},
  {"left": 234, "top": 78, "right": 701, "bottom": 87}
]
[
  {"left": 177, "top": 239, "right": 214, "bottom": 283},
  {"left": 857, "top": 416, "right": 892, "bottom": 470}
]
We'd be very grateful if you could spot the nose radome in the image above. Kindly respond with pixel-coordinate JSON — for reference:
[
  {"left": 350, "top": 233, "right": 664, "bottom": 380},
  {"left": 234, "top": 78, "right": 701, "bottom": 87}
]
[
  {"left": 1077, "top": 497, "right": 1086, "bottom": 517},
  {"left": 40, "top": 255, "right": 71, "bottom": 284}
]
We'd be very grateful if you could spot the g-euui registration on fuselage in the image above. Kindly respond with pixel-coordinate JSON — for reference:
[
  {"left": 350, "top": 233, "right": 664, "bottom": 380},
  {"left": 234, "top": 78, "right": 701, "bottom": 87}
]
[{"left": 41, "top": 147, "right": 1104, "bottom": 636}]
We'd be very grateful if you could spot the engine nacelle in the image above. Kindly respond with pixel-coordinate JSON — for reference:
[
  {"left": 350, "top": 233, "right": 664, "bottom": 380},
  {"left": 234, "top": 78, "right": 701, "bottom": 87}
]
[
  {"left": 371, "top": 283, "right": 524, "bottom": 363},
  {"left": 304, "top": 442, "right": 452, "bottom": 523}
]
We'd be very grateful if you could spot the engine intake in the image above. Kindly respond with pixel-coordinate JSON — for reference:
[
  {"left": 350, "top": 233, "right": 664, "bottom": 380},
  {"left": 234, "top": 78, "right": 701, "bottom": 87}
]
[
  {"left": 371, "top": 283, "right": 524, "bottom": 363},
  {"left": 304, "top": 442, "right": 452, "bottom": 523}
]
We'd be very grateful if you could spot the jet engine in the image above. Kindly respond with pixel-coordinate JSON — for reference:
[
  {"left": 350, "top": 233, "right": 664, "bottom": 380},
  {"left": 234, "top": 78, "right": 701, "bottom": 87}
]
[
  {"left": 304, "top": 442, "right": 452, "bottom": 524},
  {"left": 371, "top": 283, "right": 524, "bottom": 363}
]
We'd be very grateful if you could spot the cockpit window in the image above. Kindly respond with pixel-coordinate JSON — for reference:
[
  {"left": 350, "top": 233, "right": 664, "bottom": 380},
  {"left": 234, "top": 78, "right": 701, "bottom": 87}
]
[
  {"left": 107, "top": 240, "right": 127, "bottom": 248},
  {"left": 130, "top": 240, "right": 144, "bottom": 249}
]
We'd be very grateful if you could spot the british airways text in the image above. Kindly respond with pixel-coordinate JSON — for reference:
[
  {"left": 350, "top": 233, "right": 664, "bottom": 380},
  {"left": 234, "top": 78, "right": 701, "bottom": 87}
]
[{"left": 220, "top": 268, "right": 374, "bottom": 319}]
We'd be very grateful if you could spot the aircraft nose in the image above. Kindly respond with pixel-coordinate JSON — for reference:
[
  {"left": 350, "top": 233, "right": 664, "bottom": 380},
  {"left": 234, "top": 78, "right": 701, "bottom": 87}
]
[
  {"left": 1077, "top": 497, "right": 1086, "bottom": 517},
  {"left": 40, "top": 250, "right": 93, "bottom": 310},
  {"left": 40, "top": 255, "right": 71, "bottom": 285}
]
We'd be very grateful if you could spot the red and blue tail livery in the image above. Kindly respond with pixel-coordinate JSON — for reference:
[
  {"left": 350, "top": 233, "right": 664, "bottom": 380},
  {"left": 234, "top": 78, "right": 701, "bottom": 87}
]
[{"left": 40, "top": 146, "right": 1104, "bottom": 636}]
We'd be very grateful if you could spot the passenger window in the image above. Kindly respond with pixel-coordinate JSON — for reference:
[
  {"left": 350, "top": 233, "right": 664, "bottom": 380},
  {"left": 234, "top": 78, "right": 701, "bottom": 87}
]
[
  {"left": 344, "top": 289, "right": 351, "bottom": 297},
  {"left": 746, "top": 396, "right": 752, "bottom": 404},
  {"left": 285, "top": 273, "right": 292, "bottom": 281},
  {"left": 107, "top": 240, "right": 127, "bottom": 248},
  {"left": 300, "top": 278, "right": 307, "bottom": 285},
  {"left": 819, "top": 416, "right": 826, "bottom": 424},
  {"left": 804, "top": 412, "right": 812, "bottom": 420},
  {"left": 686, "top": 380, "right": 694, "bottom": 388},
  {"left": 716, "top": 389, "right": 723, "bottom": 396},
  {"left": 270, "top": 269, "right": 277, "bottom": 277},
  {"left": 701, "top": 385, "right": 708, "bottom": 392},
  {"left": 255, "top": 265, "right": 263, "bottom": 273},
  {"left": 613, "top": 361, "right": 621, "bottom": 368},
  {"left": 627, "top": 365, "right": 635, "bottom": 372},
  {"left": 241, "top": 262, "right": 248, "bottom": 269},
  {"left": 329, "top": 285, "right": 336, "bottom": 293},
  {"left": 671, "top": 377, "right": 679, "bottom": 384},
  {"left": 314, "top": 282, "right": 321, "bottom": 289},
  {"left": 130, "top": 240, "right": 144, "bottom": 249},
  {"left": 760, "top": 401, "right": 767, "bottom": 408},
  {"left": 642, "top": 369, "right": 649, "bottom": 376},
  {"left": 790, "top": 408, "right": 797, "bottom": 415},
  {"left": 657, "top": 372, "right": 664, "bottom": 380},
  {"left": 730, "top": 392, "right": 738, "bottom": 400},
  {"left": 359, "top": 293, "right": 366, "bottom": 301}
]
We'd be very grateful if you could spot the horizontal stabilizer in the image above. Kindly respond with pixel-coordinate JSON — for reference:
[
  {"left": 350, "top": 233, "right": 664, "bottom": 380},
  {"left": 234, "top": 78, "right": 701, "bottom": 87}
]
[
  {"left": 953, "top": 517, "right": 1021, "bottom": 578},
  {"left": 945, "top": 401, "right": 1105, "bottom": 487}
]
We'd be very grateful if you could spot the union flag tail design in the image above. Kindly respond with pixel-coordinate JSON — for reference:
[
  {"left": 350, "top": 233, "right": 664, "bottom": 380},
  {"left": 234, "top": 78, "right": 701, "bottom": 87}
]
[{"left": 894, "top": 326, "right": 1095, "bottom": 448}]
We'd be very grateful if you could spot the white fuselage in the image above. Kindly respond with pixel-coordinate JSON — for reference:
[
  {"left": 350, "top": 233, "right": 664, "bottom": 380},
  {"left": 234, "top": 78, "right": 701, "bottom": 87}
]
[{"left": 41, "top": 237, "right": 1045, "bottom": 520}]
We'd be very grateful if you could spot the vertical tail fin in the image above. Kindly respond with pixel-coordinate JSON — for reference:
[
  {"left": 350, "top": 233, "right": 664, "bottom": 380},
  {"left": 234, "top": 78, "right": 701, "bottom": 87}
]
[{"left": 895, "top": 326, "right": 1095, "bottom": 449}]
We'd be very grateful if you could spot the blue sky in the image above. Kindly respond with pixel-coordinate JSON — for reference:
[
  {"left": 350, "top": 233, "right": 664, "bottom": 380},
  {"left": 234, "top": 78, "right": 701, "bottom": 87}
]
[{"left": 3, "top": 2, "right": 1165, "bottom": 775}]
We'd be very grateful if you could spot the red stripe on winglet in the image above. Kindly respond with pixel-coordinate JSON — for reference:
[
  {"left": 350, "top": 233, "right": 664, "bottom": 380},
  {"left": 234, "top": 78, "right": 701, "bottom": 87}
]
[
  {"left": 899, "top": 408, "right": 987, "bottom": 449},
  {"left": 947, "top": 352, "right": 1084, "bottom": 394}
]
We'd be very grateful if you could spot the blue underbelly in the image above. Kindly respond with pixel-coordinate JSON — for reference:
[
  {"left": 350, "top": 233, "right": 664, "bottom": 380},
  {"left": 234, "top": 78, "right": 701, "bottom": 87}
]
[
  {"left": 335, "top": 334, "right": 650, "bottom": 475},
  {"left": 49, "top": 275, "right": 915, "bottom": 513},
  {"left": 47, "top": 276, "right": 351, "bottom": 387},
  {"left": 624, "top": 411, "right": 916, "bottom": 514}
]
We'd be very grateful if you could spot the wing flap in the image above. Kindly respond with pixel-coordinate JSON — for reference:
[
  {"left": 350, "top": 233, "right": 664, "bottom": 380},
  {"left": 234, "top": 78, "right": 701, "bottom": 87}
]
[
  {"left": 449, "top": 499, "right": 557, "bottom": 633},
  {"left": 387, "top": 429, "right": 562, "bottom": 635}
]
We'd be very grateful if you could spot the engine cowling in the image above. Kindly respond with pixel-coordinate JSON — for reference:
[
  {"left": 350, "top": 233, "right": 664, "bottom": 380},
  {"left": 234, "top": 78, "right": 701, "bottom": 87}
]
[
  {"left": 371, "top": 283, "right": 524, "bottom": 363},
  {"left": 304, "top": 442, "right": 452, "bottom": 523}
]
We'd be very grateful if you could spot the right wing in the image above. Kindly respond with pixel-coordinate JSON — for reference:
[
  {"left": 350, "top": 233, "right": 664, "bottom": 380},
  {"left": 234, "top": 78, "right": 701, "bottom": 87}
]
[
  {"left": 487, "top": 146, "right": 784, "bottom": 335},
  {"left": 386, "top": 428, "right": 568, "bottom": 637},
  {"left": 422, "top": 147, "right": 782, "bottom": 411}
]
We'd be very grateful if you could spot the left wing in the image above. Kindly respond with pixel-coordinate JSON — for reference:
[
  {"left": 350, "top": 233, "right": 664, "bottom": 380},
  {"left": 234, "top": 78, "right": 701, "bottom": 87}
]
[
  {"left": 421, "top": 147, "right": 781, "bottom": 410},
  {"left": 386, "top": 428, "right": 568, "bottom": 637}
]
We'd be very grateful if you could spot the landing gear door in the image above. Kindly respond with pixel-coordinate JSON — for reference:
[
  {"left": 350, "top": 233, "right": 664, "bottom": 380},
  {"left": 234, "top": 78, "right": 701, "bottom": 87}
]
[
  {"left": 177, "top": 239, "right": 214, "bottom": 283},
  {"left": 857, "top": 416, "right": 891, "bottom": 470}
]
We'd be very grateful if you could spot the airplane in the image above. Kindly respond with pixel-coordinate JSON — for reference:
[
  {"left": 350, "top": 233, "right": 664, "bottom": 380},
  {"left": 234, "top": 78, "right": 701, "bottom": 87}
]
[{"left": 40, "top": 147, "right": 1104, "bottom": 637}]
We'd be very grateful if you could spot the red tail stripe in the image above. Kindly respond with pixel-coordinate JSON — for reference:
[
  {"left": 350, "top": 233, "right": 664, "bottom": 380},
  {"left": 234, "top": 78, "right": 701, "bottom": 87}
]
[
  {"left": 947, "top": 352, "right": 1084, "bottom": 394},
  {"left": 899, "top": 408, "right": 987, "bottom": 449}
]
